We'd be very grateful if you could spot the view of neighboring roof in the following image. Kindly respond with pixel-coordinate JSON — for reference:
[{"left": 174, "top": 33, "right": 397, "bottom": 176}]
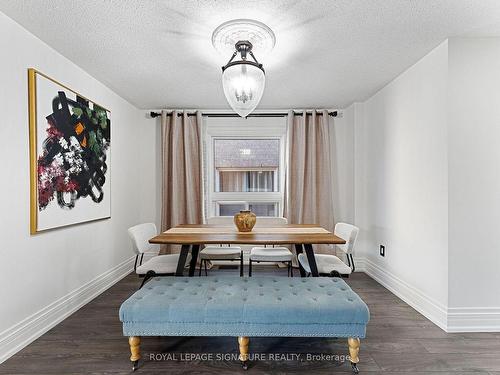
[{"left": 214, "top": 139, "right": 280, "bottom": 168}]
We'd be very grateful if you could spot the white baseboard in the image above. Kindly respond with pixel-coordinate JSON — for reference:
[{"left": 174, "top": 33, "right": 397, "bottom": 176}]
[
  {"left": 0, "top": 256, "right": 134, "bottom": 364},
  {"left": 356, "top": 257, "right": 448, "bottom": 331},
  {"left": 447, "top": 307, "right": 500, "bottom": 332},
  {"left": 355, "top": 257, "right": 500, "bottom": 333}
]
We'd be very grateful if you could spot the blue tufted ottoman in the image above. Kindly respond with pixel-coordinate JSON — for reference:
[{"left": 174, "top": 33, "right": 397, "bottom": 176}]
[{"left": 119, "top": 276, "right": 370, "bottom": 372}]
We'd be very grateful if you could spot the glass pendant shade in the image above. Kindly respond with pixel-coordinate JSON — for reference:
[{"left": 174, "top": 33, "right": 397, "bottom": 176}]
[{"left": 222, "top": 63, "right": 265, "bottom": 117}]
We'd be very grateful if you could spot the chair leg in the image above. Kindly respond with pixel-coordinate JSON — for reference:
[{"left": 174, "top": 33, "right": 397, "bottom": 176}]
[
  {"left": 329, "top": 270, "right": 342, "bottom": 278},
  {"left": 133, "top": 255, "right": 139, "bottom": 272},
  {"left": 349, "top": 254, "right": 356, "bottom": 272},
  {"left": 249, "top": 259, "right": 252, "bottom": 277},
  {"left": 240, "top": 251, "right": 244, "bottom": 277},
  {"left": 199, "top": 259, "right": 203, "bottom": 277},
  {"left": 139, "top": 270, "right": 156, "bottom": 289},
  {"left": 290, "top": 262, "right": 293, "bottom": 277},
  {"left": 204, "top": 259, "right": 208, "bottom": 276}
]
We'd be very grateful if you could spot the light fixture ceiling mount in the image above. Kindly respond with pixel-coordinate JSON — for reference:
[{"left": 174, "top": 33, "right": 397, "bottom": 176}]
[{"left": 212, "top": 19, "right": 276, "bottom": 57}]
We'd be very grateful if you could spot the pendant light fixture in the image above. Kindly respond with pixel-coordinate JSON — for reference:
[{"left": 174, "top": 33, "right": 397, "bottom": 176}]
[
  {"left": 212, "top": 19, "right": 275, "bottom": 118},
  {"left": 221, "top": 40, "right": 265, "bottom": 117}
]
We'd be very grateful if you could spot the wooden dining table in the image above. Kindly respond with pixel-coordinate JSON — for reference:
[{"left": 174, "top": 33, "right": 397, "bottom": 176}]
[{"left": 149, "top": 224, "right": 346, "bottom": 277}]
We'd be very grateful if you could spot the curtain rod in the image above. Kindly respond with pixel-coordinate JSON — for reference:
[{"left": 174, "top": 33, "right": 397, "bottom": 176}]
[{"left": 149, "top": 111, "right": 338, "bottom": 118}]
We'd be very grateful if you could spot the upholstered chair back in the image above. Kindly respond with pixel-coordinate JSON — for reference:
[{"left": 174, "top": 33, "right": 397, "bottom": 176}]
[
  {"left": 128, "top": 223, "right": 160, "bottom": 255},
  {"left": 206, "top": 216, "right": 234, "bottom": 225},
  {"left": 254, "top": 217, "right": 288, "bottom": 226},
  {"left": 334, "top": 222, "right": 359, "bottom": 255}
]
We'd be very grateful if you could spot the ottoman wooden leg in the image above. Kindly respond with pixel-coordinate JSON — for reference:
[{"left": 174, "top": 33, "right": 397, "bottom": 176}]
[
  {"left": 238, "top": 336, "right": 249, "bottom": 370},
  {"left": 348, "top": 337, "right": 360, "bottom": 374},
  {"left": 129, "top": 336, "right": 141, "bottom": 371}
]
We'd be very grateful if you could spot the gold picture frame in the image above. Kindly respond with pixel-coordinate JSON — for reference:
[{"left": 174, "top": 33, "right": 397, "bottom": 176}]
[{"left": 28, "top": 68, "right": 111, "bottom": 234}]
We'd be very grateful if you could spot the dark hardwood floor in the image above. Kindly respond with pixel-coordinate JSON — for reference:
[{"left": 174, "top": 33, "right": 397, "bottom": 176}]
[{"left": 1, "top": 268, "right": 499, "bottom": 374}]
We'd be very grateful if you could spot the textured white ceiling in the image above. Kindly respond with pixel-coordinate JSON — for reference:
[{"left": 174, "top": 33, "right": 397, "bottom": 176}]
[{"left": 1, "top": 0, "right": 500, "bottom": 109}]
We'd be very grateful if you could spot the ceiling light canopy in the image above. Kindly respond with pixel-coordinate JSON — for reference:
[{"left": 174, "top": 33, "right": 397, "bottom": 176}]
[{"left": 212, "top": 19, "right": 275, "bottom": 117}]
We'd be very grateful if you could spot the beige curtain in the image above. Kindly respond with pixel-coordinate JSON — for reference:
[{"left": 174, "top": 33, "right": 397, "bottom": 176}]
[
  {"left": 161, "top": 110, "right": 203, "bottom": 253},
  {"left": 284, "top": 110, "right": 334, "bottom": 253}
]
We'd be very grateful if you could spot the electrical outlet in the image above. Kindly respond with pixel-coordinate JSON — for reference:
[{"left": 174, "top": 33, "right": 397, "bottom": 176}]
[{"left": 379, "top": 245, "right": 385, "bottom": 257}]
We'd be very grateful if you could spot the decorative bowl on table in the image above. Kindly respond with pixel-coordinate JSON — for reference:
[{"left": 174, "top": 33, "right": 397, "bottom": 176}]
[{"left": 234, "top": 210, "right": 256, "bottom": 232}]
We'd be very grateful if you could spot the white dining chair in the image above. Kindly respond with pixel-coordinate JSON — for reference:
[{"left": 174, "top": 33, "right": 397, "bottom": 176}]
[
  {"left": 249, "top": 217, "right": 294, "bottom": 277},
  {"left": 199, "top": 217, "right": 243, "bottom": 276},
  {"left": 128, "top": 223, "right": 190, "bottom": 288},
  {"left": 298, "top": 222, "right": 359, "bottom": 277}
]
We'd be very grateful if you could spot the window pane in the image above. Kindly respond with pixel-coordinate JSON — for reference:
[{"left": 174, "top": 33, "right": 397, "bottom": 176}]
[
  {"left": 219, "top": 170, "right": 275, "bottom": 192},
  {"left": 214, "top": 139, "right": 279, "bottom": 192},
  {"left": 247, "top": 171, "right": 274, "bottom": 192},
  {"left": 249, "top": 203, "right": 277, "bottom": 217},
  {"left": 218, "top": 203, "right": 246, "bottom": 216}
]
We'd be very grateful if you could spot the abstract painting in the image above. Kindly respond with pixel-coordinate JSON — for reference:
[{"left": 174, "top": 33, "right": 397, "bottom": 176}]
[{"left": 28, "top": 69, "right": 111, "bottom": 233}]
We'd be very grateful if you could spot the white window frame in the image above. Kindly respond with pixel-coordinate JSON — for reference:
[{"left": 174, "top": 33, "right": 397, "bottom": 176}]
[{"left": 205, "top": 116, "right": 287, "bottom": 218}]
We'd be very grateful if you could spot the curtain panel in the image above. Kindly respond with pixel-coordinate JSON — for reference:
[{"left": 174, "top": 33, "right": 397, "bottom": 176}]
[
  {"left": 161, "top": 110, "right": 204, "bottom": 253},
  {"left": 284, "top": 110, "right": 335, "bottom": 253}
]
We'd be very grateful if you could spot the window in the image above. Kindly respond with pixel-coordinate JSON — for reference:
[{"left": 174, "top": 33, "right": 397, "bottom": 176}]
[
  {"left": 214, "top": 138, "right": 279, "bottom": 193},
  {"left": 205, "top": 117, "right": 286, "bottom": 218}
]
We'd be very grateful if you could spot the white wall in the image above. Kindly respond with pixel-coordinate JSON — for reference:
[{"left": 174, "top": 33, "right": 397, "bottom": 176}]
[
  {"left": 448, "top": 38, "right": 500, "bottom": 314},
  {"left": 0, "top": 11, "right": 147, "bottom": 361},
  {"left": 354, "top": 41, "right": 450, "bottom": 328},
  {"left": 354, "top": 38, "right": 500, "bottom": 332}
]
